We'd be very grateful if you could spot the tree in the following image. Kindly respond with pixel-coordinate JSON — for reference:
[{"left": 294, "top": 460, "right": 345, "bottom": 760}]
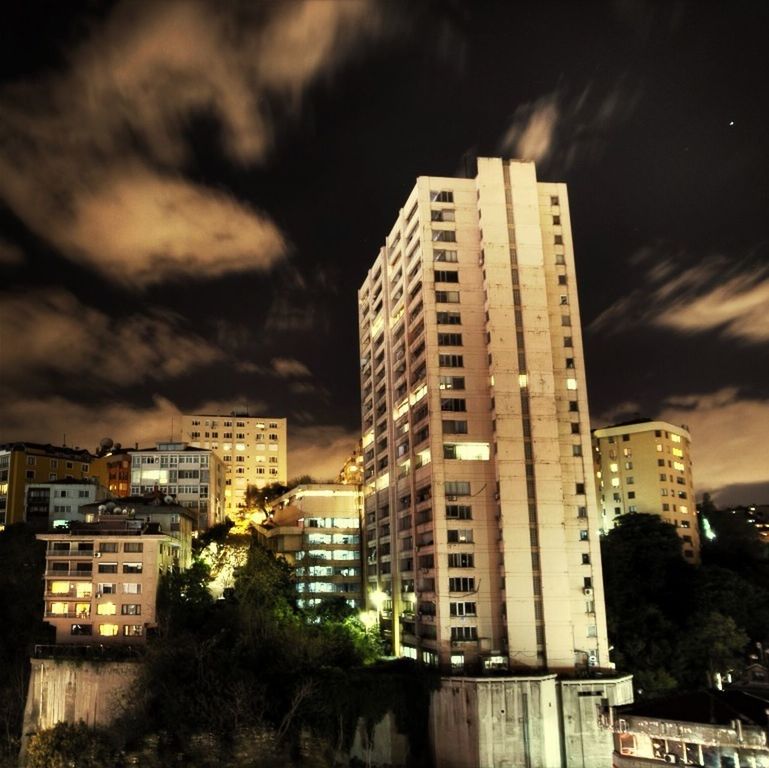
[
  {"left": 0, "top": 524, "right": 49, "bottom": 758},
  {"left": 674, "top": 611, "right": 749, "bottom": 689},
  {"left": 25, "top": 722, "right": 120, "bottom": 768}
]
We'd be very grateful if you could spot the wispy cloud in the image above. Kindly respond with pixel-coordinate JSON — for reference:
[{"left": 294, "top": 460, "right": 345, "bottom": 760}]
[
  {"left": 0, "top": 289, "right": 223, "bottom": 390},
  {"left": 658, "top": 389, "right": 769, "bottom": 498},
  {"left": 0, "top": 0, "right": 382, "bottom": 287},
  {"left": 499, "top": 80, "right": 641, "bottom": 169},
  {"left": 271, "top": 358, "right": 311, "bottom": 378},
  {"left": 591, "top": 249, "right": 769, "bottom": 344}
]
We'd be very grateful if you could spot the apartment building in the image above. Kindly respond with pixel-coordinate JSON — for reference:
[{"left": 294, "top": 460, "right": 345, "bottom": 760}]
[
  {"left": 0, "top": 443, "right": 95, "bottom": 528},
  {"left": 180, "top": 413, "right": 287, "bottom": 517},
  {"left": 90, "top": 441, "right": 133, "bottom": 498},
  {"left": 592, "top": 419, "right": 701, "bottom": 561},
  {"left": 38, "top": 496, "right": 194, "bottom": 644},
  {"left": 357, "top": 158, "right": 610, "bottom": 674},
  {"left": 25, "top": 479, "right": 109, "bottom": 532},
  {"left": 256, "top": 484, "right": 364, "bottom": 610},
  {"left": 129, "top": 442, "right": 226, "bottom": 530}
]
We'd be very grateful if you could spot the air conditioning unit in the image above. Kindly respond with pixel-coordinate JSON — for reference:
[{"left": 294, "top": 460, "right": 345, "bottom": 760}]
[
  {"left": 588, "top": 654, "right": 598, "bottom": 667},
  {"left": 95, "top": 592, "right": 102, "bottom": 598},
  {"left": 583, "top": 587, "right": 593, "bottom": 597},
  {"left": 664, "top": 755, "right": 677, "bottom": 764},
  {"left": 93, "top": 552, "right": 101, "bottom": 558},
  {"left": 447, "top": 496, "right": 458, "bottom": 501}
]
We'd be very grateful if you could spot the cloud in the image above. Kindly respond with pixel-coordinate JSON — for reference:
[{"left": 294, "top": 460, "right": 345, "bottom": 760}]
[
  {"left": 590, "top": 250, "right": 769, "bottom": 344},
  {"left": 271, "top": 357, "right": 311, "bottom": 378},
  {"left": 0, "top": 394, "right": 271, "bottom": 452},
  {"left": 0, "top": 288, "right": 222, "bottom": 389},
  {"left": 499, "top": 81, "right": 640, "bottom": 169},
  {"left": 60, "top": 168, "right": 286, "bottom": 287},
  {"left": 288, "top": 425, "right": 359, "bottom": 481},
  {"left": 0, "top": 395, "right": 181, "bottom": 452},
  {"left": 499, "top": 95, "right": 559, "bottom": 164},
  {"left": 658, "top": 389, "right": 769, "bottom": 500},
  {"left": 0, "top": 0, "right": 381, "bottom": 286},
  {"left": 0, "top": 237, "right": 24, "bottom": 266}
]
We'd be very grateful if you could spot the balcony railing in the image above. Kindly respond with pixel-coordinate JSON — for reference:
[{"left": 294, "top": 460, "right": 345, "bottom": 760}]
[
  {"left": 46, "top": 569, "right": 93, "bottom": 577},
  {"left": 45, "top": 612, "right": 91, "bottom": 619}
]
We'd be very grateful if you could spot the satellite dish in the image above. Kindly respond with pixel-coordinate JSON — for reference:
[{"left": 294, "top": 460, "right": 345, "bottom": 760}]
[
  {"left": 105, "top": 502, "right": 116, "bottom": 511},
  {"left": 164, "top": 495, "right": 174, "bottom": 504},
  {"left": 100, "top": 438, "right": 114, "bottom": 450},
  {"left": 98, "top": 504, "right": 106, "bottom": 513}
]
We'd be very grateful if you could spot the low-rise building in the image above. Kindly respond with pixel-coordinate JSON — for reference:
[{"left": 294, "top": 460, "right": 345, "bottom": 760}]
[
  {"left": 255, "top": 483, "right": 364, "bottom": 610},
  {"left": 25, "top": 479, "right": 109, "bottom": 532},
  {"left": 38, "top": 496, "right": 195, "bottom": 644},
  {"left": 0, "top": 442, "right": 95, "bottom": 528},
  {"left": 613, "top": 689, "right": 769, "bottom": 767},
  {"left": 90, "top": 440, "right": 133, "bottom": 498}
]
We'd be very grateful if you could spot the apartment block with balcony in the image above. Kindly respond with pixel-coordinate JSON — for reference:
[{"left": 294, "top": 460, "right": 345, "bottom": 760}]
[
  {"left": 181, "top": 413, "right": 287, "bottom": 517},
  {"left": 255, "top": 483, "right": 364, "bottom": 610},
  {"left": 357, "top": 158, "right": 610, "bottom": 674},
  {"left": 129, "top": 442, "right": 225, "bottom": 531},
  {"left": 592, "top": 419, "right": 701, "bottom": 562},
  {"left": 0, "top": 443, "right": 95, "bottom": 528},
  {"left": 38, "top": 497, "right": 194, "bottom": 644}
]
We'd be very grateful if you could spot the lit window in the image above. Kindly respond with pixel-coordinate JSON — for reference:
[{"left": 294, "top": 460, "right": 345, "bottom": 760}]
[
  {"left": 98, "top": 624, "right": 119, "bottom": 637},
  {"left": 96, "top": 602, "right": 116, "bottom": 615},
  {"left": 566, "top": 378, "right": 578, "bottom": 390}
]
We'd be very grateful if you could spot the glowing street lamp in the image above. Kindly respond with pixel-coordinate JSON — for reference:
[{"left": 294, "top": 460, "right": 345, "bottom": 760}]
[{"left": 369, "top": 587, "right": 387, "bottom": 636}]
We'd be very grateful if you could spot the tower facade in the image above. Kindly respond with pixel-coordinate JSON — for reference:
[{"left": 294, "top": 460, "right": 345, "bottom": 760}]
[
  {"left": 357, "top": 158, "right": 609, "bottom": 673},
  {"left": 180, "top": 414, "right": 287, "bottom": 517},
  {"left": 592, "top": 419, "right": 700, "bottom": 562}
]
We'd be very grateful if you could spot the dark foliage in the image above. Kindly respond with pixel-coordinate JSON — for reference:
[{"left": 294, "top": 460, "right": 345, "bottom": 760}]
[
  {"left": 601, "top": 512, "right": 768, "bottom": 698},
  {"left": 0, "top": 524, "right": 50, "bottom": 759}
]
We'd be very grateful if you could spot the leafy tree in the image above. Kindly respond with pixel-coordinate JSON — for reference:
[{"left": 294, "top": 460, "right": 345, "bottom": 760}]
[
  {"left": 0, "top": 524, "right": 49, "bottom": 758},
  {"left": 674, "top": 611, "right": 749, "bottom": 689},
  {"left": 156, "top": 559, "right": 215, "bottom": 636},
  {"left": 25, "top": 722, "right": 120, "bottom": 768}
]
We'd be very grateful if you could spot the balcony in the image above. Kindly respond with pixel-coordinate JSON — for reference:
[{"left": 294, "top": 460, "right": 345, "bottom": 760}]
[
  {"left": 46, "top": 568, "right": 93, "bottom": 577},
  {"left": 45, "top": 611, "right": 91, "bottom": 620}
]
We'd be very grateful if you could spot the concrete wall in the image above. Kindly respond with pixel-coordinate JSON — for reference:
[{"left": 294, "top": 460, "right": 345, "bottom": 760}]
[
  {"left": 22, "top": 658, "right": 140, "bottom": 750},
  {"left": 430, "top": 676, "right": 563, "bottom": 768},
  {"left": 349, "top": 711, "right": 411, "bottom": 767},
  {"left": 560, "top": 676, "right": 634, "bottom": 768}
]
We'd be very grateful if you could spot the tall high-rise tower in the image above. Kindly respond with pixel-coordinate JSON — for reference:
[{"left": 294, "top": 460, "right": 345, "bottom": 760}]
[{"left": 357, "top": 158, "right": 610, "bottom": 674}]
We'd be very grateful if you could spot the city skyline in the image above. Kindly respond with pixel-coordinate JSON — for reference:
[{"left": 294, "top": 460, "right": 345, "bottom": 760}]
[{"left": 0, "top": 1, "right": 767, "bottom": 504}]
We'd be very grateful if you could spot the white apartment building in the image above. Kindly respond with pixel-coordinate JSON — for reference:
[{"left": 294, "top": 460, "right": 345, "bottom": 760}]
[
  {"left": 180, "top": 413, "right": 287, "bottom": 517},
  {"left": 129, "top": 442, "right": 226, "bottom": 530},
  {"left": 25, "top": 479, "right": 109, "bottom": 532},
  {"left": 592, "top": 419, "right": 700, "bottom": 561},
  {"left": 357, "top": 158, "right": 610, "bottom": 674},
  {"left": 257, "top": 483, "right": 364, "bottom": 610}
]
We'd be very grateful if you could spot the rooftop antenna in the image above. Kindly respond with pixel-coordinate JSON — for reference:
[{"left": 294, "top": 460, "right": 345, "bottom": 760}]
[
  {"left": 170, "top": 416, "right": 174, "bottom": 442},
  {"left": 63, "top": 433, "right": 66, "bottom": 447}
]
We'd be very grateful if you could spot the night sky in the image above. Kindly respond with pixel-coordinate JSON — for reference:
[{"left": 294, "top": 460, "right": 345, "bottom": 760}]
[{"left": 0, "top": 1, "right": 767, "bottom": 504}]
